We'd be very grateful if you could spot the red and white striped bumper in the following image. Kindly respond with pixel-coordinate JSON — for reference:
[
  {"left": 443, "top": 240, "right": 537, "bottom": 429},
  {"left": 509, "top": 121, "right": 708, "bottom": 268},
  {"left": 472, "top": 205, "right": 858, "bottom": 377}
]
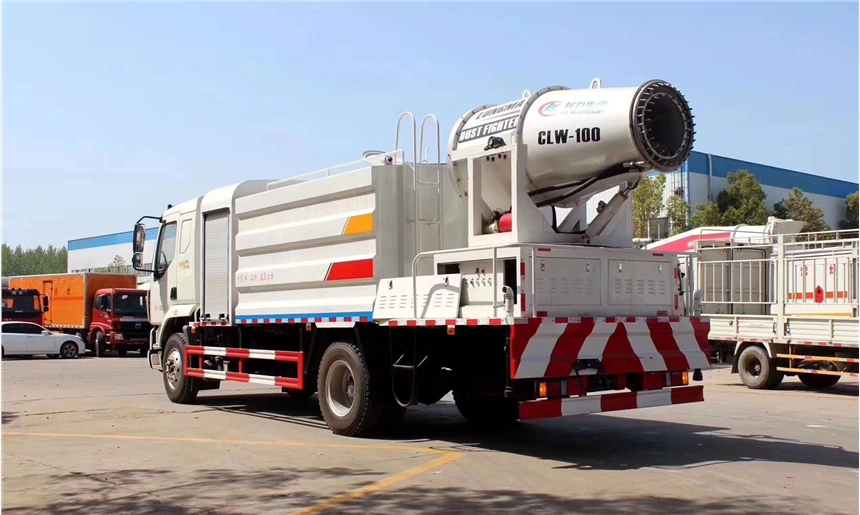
[
  {"left": 510, "top": 317, "right": 710, "bottom": 379},
  {"left": 519, "top": 385, "right": 704, "bottom": 421}
]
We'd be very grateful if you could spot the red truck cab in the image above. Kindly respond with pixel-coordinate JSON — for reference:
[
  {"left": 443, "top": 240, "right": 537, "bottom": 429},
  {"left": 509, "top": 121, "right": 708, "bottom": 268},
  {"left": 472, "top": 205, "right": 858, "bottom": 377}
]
[
  {"left": 2, "top": 288, "right": 44, "bottom": 324},
  {"left": 90, "top": 288, "right": 151, "bottom": 357}
]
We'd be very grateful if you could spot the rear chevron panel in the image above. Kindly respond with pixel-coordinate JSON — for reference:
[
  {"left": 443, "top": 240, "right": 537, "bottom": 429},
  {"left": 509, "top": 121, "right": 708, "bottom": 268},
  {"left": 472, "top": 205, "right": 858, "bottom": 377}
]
[{"left": 233, "top": 168, "right": 388, "bottom": 321}]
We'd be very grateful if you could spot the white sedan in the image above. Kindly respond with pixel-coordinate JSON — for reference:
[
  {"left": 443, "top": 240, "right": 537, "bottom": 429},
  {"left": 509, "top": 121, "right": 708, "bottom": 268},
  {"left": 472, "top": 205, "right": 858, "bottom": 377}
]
[{"left": 1, "top": 322, "right": 86, "bottom": 359}]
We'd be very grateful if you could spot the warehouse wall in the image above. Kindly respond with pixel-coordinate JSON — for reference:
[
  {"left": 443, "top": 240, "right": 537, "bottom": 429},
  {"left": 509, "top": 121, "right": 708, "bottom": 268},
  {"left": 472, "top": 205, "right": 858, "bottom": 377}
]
[
  {"left": 67, "top": 228, "right": 158, "bottom": 274},
  {"left": 681, "top": 152, "right": 857, "bottom": 229}
]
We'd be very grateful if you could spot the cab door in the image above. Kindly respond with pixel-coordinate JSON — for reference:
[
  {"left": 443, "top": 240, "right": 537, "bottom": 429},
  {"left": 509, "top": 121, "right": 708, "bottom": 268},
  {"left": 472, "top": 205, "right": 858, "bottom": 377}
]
[
  {"left": 148, "top": 218, "right": 179, "bottom": 326},
  {"left": 42, "top": 281, "right": 53, "bottom": 326}
]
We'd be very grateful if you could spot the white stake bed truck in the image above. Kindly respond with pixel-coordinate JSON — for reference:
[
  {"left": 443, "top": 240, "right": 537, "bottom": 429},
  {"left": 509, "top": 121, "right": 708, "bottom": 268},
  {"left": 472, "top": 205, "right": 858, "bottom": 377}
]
[
  {"left": 132, "top": 79, "right": 711, "bottom": 436},
  {"left": 694, "top": 229, "right": 858, "bottom": 389}
]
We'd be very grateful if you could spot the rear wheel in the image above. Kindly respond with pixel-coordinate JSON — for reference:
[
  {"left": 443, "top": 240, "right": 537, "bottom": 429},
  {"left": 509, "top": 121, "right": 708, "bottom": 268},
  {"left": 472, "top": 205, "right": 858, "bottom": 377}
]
[
  {"left": 318, "top": 341, "right": 382, "bottom": 437},
  {"left": 454, "top": 389, "right": 519, "bottom": 428},
  {"left": 799, "top": 373, "right": 840, "bottom": 389},
  {"left": 117, "top": 348, "right": 128, "bottom": 358},
  {"left": 162, "top": 333, "right": 199, "bottom": 404},
  {"left": 94, "top": 331, "right": 106, "bottom": 358},
  {"left": 60, "top": 342, "right": 79, "bottom": 359},
  {"left": 738, "top": 346, "right": 783, "bottom": 389}
]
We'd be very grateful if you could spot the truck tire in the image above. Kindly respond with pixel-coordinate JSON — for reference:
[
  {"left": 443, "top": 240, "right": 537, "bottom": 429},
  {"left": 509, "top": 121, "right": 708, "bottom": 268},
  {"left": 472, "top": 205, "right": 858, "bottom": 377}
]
[
  {"left": 798, "top": 373, "right": 840, "bottom": 389},
  {"left": 117, "top": 348, "right": 128, "bottom": 358},
  {"left": 738, "top": 346, "right": 783, "bottom": 389},
  {"left": 453, "top": 390, "right": 519, "bottom": 427},
  {"left": 162, "top": 333, "right": 199, "bottom": 404},
  {"left": 94, "top": 331, "right": 106, "bottom": 358},
  {"left": 317, "top": 341, "right": 382, "bottom": 437},
  {"left": 60, "top": 341, "right": 79, "bottom": 359}
]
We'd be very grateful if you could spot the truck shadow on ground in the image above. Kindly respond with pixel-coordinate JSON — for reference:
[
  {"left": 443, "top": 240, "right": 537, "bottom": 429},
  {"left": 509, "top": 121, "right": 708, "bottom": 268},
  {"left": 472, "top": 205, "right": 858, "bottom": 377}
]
[
  {"left": 716, "top": 381, "right": 858, "bottom": 397},
  {"left": 1, "top": 465, "right": 823, "bottom": 515},
  {"left": 192, "top": 392, "right": 858, "bottom": 473}
]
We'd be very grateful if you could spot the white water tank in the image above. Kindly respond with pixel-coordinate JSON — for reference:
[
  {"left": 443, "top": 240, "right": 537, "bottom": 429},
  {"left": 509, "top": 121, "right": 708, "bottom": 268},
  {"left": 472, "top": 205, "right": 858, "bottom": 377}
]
[{"left": 448, "top": 80, "right": 695, "bottom": 208}]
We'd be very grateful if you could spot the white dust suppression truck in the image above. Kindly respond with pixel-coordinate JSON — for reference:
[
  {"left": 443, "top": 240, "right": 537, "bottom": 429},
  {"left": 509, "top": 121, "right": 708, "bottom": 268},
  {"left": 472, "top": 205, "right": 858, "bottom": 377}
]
[{"left": 132, "top": 79, "right": 711, "bottom": 436}]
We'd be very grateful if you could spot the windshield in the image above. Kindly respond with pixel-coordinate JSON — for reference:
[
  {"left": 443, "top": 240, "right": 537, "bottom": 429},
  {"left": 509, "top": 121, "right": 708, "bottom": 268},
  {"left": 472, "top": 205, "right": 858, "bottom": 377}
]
[
  {"left": 113, "top": 293, "right": 147, "bottom": 316},
  {"left": 2, "top": 291, "right": 40, "bottom": 312}
]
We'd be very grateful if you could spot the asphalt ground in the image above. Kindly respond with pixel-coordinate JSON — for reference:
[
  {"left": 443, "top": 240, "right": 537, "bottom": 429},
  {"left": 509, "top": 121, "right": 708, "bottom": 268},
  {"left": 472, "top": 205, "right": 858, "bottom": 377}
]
[{"left": 2, "top": 354, "right": 857, "bottom": 514}]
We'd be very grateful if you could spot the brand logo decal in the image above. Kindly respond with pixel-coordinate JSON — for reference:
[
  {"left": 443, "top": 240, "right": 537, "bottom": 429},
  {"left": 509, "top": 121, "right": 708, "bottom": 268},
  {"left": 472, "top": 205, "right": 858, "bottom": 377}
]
[{"left": 538, "top": 101, "right": 562, "bottom": 116}]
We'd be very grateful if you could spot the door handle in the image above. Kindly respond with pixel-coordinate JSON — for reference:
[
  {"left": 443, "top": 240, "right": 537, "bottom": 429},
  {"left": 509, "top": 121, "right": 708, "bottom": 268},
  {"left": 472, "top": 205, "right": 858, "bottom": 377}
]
[{"left": 170, "top": 287, "right": 177, "bottom": 300}]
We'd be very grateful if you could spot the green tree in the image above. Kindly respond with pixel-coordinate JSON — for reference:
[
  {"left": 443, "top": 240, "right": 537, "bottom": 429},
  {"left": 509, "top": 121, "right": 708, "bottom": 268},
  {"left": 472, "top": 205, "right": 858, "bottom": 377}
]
[
  {"left": 665, "top": 196, "right": 689, "bottom": 235},
  {"left": 691, "top": 202, "right": 722, "bottom": 228},
  {"left": 632, "top": 174, "right": 666, "bottom": 238},
  {"left": 716, "top": 170, "right": 771, "bottom": 226},
  {"left": 1, "top": 243, "right": 68, "bottom": 276},
  {"left": 841, "top": 192, "right": 859, "bottom": 230},
  {"left": 772, "top": 188, "right": 830, "bottom": 233}
]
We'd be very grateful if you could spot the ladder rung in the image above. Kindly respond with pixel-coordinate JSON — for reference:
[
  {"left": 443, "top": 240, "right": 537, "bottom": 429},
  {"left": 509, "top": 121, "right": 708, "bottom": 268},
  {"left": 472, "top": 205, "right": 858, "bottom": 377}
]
[
  {"left": 418, "top": 219, "right": 440, "bottom": 224},
  {"left": 776, "top": 354, "right": 858, "bottom": 363},
  {"left": 393, "top": 364, "right": 415, "bottom": 370},
  {"left": 416, "top": 181, "right": 440, "bottom": 186}
]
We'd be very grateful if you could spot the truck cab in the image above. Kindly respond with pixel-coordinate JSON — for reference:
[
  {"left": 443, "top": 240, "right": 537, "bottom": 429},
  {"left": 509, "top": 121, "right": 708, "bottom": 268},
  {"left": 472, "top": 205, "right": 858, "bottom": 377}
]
[
  {"left": 1, "top": 288, "right": 43, "bottom": 323},
  {"left": 89, "top": 288, "right": 151, "bottom": 357}
]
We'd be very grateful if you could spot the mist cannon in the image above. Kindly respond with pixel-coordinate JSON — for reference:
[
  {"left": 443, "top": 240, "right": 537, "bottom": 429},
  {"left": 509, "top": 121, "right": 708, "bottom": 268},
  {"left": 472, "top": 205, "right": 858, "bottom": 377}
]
[{"left": 447, "top": 78, "right": 694, "bottom": 245}]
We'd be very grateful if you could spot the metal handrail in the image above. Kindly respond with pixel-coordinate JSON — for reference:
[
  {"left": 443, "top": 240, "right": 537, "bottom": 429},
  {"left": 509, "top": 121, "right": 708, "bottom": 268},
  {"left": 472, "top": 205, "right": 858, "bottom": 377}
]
[
  {"left": 266, "top": 150, "right": 403, "bottom": 190},
  {"left": 417, "top": 114, "right": 443, "bottom": 256},
  {"left": 410, "top": 244, "right": 538, "bottom": 319}
]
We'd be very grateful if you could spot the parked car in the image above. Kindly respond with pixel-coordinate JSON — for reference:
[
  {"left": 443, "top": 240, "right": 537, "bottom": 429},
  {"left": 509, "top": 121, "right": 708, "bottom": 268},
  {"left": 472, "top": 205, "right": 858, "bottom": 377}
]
[{"left": 1, "top": 322, "right": 85, "bottom": 359}]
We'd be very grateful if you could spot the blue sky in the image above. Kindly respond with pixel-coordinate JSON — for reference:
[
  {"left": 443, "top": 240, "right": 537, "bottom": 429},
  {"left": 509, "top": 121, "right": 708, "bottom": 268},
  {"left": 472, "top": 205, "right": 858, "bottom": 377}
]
[{"left": 3, "top": 2, "right": 858, "bottom": 247}]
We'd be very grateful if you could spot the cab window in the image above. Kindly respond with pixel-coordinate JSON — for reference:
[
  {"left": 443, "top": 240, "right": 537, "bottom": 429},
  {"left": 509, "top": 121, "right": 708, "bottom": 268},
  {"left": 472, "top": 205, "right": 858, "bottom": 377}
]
[
  {"left": 156, "top": 222, "right": 178, "bottom": 272},
  {"left": 96, "top": 294, "right": 111, "bottom": 312}
]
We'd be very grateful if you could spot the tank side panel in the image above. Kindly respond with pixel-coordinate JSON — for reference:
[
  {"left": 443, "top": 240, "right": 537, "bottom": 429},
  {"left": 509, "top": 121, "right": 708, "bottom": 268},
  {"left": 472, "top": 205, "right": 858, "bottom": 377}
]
[{"left": 233, "top": 168, "right": 396, "bottom": 321}]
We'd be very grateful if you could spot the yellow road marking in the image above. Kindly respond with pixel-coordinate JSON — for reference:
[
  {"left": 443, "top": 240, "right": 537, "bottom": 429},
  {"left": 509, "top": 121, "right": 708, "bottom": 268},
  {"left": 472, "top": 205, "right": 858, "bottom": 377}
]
[
  {"left": 292, "top": 451, "right": 463, "bottom": 515},
  {"left": 2, "top": 431, "right": 464, "bottom": 514},
  {"left": 1, "top": 430, "right": 448, "bottom": 454}
]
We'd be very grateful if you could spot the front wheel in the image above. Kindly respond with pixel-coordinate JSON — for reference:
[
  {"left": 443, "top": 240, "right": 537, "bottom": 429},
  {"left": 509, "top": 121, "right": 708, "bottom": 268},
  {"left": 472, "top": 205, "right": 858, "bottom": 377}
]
[
  {"left": 94, "top": 331, "right": 106, "bottom": 358},
  {"left": 738, "top": 345, "right": 783, "bottom": 389},
  {"left": 60, "top": 342, "right": 79, "bottom": 359},
  {"left": 317, "top": 341, "right": 382, "bottom": 437},
  {"left": 162, "top": 333, "right": 199, "bottom": 404}
]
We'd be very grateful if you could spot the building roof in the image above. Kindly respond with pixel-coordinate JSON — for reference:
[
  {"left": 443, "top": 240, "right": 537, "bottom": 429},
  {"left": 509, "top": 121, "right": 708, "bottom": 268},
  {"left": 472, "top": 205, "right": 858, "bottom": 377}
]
[
  {"left": 68, "top": 228, "right": 159, "bottom": 251},
  {"left": 686, "top": 151, "right": 858, "bottom": 199}
]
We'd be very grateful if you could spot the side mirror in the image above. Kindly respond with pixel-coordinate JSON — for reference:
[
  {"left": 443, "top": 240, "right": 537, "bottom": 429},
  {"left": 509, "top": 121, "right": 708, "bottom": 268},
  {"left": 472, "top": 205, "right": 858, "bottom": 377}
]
[
  {"left": 43, "top": 296, "right": 49, "bottom": 312},
  {"left": 42, "top": 329, "right": 51, "bottom": 336},
  {"left": 132, "top": 252, "right": 146, "bottom": 271},
  {"left": 133, "top": 223, "right": 147, "bottom": 253}
]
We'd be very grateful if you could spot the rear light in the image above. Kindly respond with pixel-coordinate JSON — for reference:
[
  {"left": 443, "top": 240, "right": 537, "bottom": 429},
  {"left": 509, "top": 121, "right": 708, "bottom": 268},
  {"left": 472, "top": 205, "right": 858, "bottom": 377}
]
[
  {"left": 538, "top": 382, "right": 547, "bottom": 398},
  {"left": 665, "top": 371, "right": 689, "bottom": 387}
]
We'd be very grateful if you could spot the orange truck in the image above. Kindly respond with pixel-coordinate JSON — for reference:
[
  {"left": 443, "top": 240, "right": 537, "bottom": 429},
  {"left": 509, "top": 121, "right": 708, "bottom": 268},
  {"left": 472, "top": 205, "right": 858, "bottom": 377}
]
[{"left": 7, "top": 273, "right": 152, "bottom": 357}]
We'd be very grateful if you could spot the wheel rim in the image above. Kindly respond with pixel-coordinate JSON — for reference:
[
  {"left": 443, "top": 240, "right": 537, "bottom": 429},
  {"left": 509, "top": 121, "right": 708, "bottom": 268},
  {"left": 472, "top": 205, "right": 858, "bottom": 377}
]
[
  {"left": 326, "top": 360, "right": 356, "bottom": 418},
  {"left": 743, "top": 355, "right": 762, "bottom": 378},
  {"left": 165, "top": 348, "right": 182, "bottom": 389},
  {"left": 62, "top": 344, "right": 76, "bottom": 358}
]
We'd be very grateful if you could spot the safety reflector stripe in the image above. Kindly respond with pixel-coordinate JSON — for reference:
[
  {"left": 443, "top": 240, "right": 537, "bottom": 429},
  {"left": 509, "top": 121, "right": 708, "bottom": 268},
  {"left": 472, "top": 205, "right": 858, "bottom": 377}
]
[
  {"left": 325, "top": 259, "right": 374, "bottom": 281},
  {"left": 518, "top": 385, "right": 704, "bottom": 421},
  {"left": 343, "top": 213, "right": 374, "bottom": 235}
]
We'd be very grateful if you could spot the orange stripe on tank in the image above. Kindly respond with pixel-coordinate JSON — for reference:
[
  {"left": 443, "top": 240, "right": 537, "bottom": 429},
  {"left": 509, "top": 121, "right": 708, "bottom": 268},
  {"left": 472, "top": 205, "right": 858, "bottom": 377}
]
[{"left": 343, "top": 213, "right": 374, "bottom": 235}]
